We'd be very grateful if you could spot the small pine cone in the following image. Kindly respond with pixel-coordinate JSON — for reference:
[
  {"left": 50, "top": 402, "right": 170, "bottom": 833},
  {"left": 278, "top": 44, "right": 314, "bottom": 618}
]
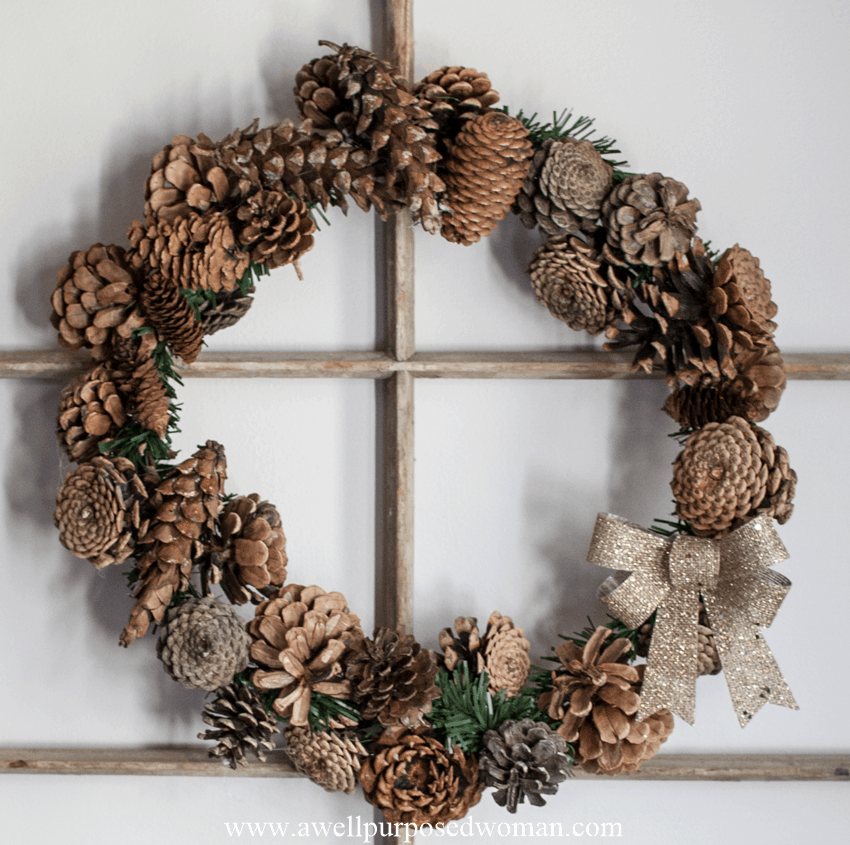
[
  {"left": 635, "top": 621, "right": 654, "bottom": 659},
  {"left": 249, "top": 584, "right": 363, "bottom": 726},
  {"left": 602, "top": 173, "right": 701, "bottom": 266},
  {"left": 156, "top": 596, "right": 251, "bottom": 691},
  {"left": 138, "top": 272, "right": 203, "bottom": 364},
  {"left": 57, "top": 364, "right": 128, "bottom": 463},
  {"left": 480, "top": 718, "right": 571, "bottom": 812},
  {"left": 127, "top": 210, "right": 250, "bottom": 294},
  {"left": 708, "top": 244, "right": 778, "bottom": 340},
  {"left": 50, "top": 244, "right": 147, "bottom": 360},
  {"left": 145, "top": 133, "right": 234, "bottom": 223},
  {"left": 345, "top": 628, "right": 440, "bottom": 728},
  {"left": 123, "top": 330, "right": 172, "bottom": 439},
  {"left": 121, "top": 441, "right": 227, "bottom": 646},
  {"left": 234, "top": 190, "right": 315, "bottom": 269},
  {"left": 516, "top": 138, "right": 613, "bottom": 236},
  {"left": 54, "top": 455, "right": 148, "bottom": 568},
  {"left": 218, "top": 494, "right": 288, "bottom": 605},
  {"left": 528, "top": 234, "right": 630, "bottom": 334},
  {"left": 438, "top": 616, "right": 485, "bottom": 674},
  {"left": 671, "top": 416, "right": 767, "bottom": 537},
  {"left": 198, "top": 286, "right": 255, "bottom": 336},
  {"left": 482, "top": 612, "right": 530, "bottom": 698},
  {"left": 750, "top": 424, "right": 797, "bottom": 526},
  {"left": 283, "top": 726, "right": 367, "bottom": 794},
  {"left": 440, "top": 111, "right": 533, "bottom": 245},
  {"left": 359, "top": 728, "right": 483, "bottom": 826},
  {"left": 199, "top": 682, "right": 279, "bottom": 769}
]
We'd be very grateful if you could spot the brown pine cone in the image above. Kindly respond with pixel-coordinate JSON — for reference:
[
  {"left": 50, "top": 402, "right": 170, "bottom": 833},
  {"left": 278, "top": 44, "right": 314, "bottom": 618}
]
[
  {"left": 709, "top": 244, "right": 778, "bottom": 340},
  {"left": 118, "top": 330, "right": 172, "bottom": 439},
  {"left": 438, "top": 616, "right": 485, "bottom": 674},
  {"left": 57, "top": 364, "right": 128, "bottom": 463},
  {"left": 528, "top": 234, "right": 630, "bottom": 334},
  {"left": 359, "top": 728, "right": 483, "bottom": 825},
  {"left": 137, "top": 271, "right": 204, "bottom": 364},
  {"left": 121, "top": 441, "right": 227, "bottom": 646},
  {"left": 601, "top": 172, "right": 701, "bottom": 266},
  {"left": 480, "top": 719, "right": 571, "bottom": 812},
  {"left": 199, "top": 682, "right": 279, "bottom": 769},
  {"left": 440, "top": 111, "right": 533, "bottom": 245},
  {"left": 54, "top": 455, "right": 148, "bottom": 569},
  {"left": 345, "top": 628, "right": 440, "bottom": 728},
  {"left": 283, "top": 726, "right": 367, "bottom": 794},
  {"left": 156, "top": 596, "right": 251, "bottom": 691},
  {"left": 234, "top": 190, "right": 315, "bottom": 269},
  {"left": 482, "top": 611, "right": 530, "bottom": 698},
  {"left": 198, "top": 286, "right": 255, "bottom": 337},
  {"left": 249, "top": 584, "right": 363, "bottom": 726},
  {"left": 50, "top": 243, "right": 147, "bottom": 361},
  {"left": 750, "top": 424, "right": 797, "bottom": 525},
  {"left": 516, "top": 138, "right": 613, "bottom": 236},
  {"left": 217, "top": 494, "right": 288, "bottom": 605}
]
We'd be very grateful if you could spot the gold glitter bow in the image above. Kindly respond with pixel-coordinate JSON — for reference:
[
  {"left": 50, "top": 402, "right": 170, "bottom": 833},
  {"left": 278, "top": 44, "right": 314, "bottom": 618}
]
[{"left": 588, "top": 513, "right": 797, "bottom": 727}]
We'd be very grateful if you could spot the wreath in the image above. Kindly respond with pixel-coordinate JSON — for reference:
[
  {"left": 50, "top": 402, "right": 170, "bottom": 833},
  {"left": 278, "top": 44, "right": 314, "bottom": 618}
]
[{"left": 49, "top": 41, "right": 798, "bottom": 824}]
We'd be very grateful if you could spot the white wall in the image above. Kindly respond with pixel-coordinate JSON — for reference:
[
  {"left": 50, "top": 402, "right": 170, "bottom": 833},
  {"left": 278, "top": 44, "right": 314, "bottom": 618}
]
[{"left": 1, "top": 1, "right": 848, "bottom": 843}]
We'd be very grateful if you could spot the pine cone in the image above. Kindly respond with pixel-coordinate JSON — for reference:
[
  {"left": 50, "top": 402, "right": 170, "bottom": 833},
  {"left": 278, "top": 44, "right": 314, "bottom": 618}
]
[
  {"left": 480, "top": 718, "right": 571, "bottom": 812},
  {"left": 249, "top": 584, "right": 363, "bottom": 726},
  {"left": 440, "top": 111, "right": 532, "bottom": 245},
  {"left": 121, "top": 441, "right": 227, "bottom": 646},
  {"left": 438, "top": 616, "right": 485, "bottom": 674},
  {"left": 137, "top": 271, "right": 204, "bottom": 364},
  {"left": 234, "top": 189, "right": 315, "bottom": 269},
  {"left": 54, "top": 455, "right": 148, "bottom": 568},
  {"left": 481, "top": 611, "right": 530, "bottom": 698},
  {"left": 359, "top": 728, "right": 483, "bottom": 825},
  {"left": 750, "top": 424, "right": 797, "bottom": 526},
  {"left": 217, "top": 494, "right": 288, "bottom": 605},
  {"left": 283, "top": 726, "right": 367, "bottom": 794},
  {"left": 57, "top": 364, "right": 128, "bottom": 463},
  {"left": 198, "top": 286, "right": 255, "bottom": 336},
  {"left": 345, "top": 628, "right": 440, "bottom": 728},
  {"left": 156, "top": 596, "right": 251, "bottom": 690},
  {"left": 199, "top": 682, "right": 279, "bottom": 769},
  {"left": 528, "top": 234, "right": 630, "bottom": 334},
  {"left": 516, "top": 138, "right": 612, "bottom": 236},
  {"left": 709, "top": 244, "right": 777, "bottom": 340},
  {"left": 602, "top": 172, "right": 701, "bottom": 266},
  {"left": 50, "top": 243, "right": 147, "bottom": 361},
  {"left": 113, "top": 330, "right": 173, "bottom": 439}
]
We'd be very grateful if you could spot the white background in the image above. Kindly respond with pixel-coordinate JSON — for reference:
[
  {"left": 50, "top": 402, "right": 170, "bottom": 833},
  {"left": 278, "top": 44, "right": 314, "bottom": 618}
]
[{"left": 1, "top": 1, "right": 848, "bottom": 843}]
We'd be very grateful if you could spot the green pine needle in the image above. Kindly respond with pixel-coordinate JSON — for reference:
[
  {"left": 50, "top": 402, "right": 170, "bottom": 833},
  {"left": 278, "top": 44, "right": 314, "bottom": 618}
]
[{"left": 305, "top": 692, "right": 361, "bottom": 732}]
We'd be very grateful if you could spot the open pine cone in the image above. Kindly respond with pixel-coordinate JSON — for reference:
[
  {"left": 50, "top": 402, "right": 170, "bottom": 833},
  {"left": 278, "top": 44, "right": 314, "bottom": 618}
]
[{"left": 284, "top": 726, "right": 368, "bottom": 794}]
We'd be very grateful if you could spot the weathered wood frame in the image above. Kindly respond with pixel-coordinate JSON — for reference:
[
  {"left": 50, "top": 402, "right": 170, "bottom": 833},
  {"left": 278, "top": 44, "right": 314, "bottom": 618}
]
[{"left": 3, "top": 0, "right": 847, "bottom": 805}]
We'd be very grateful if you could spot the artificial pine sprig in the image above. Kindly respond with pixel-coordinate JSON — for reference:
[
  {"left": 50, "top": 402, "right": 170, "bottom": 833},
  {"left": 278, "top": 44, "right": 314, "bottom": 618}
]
[
  {"left": 651, "top": 516, "right": 693, "bottom": 537},
  {"left": 305, "top": 691, "right": 361, "bottom": 732}
]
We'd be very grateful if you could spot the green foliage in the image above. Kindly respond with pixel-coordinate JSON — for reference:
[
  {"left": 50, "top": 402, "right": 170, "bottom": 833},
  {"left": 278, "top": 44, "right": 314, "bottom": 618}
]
[
  {"left": 651, "top": 516, "right": 693, "bottom": 537},
  {"left": 305, "top": 692, "right": 361, "bottom": 732},
  {"left": 428, "top": 665, "right": 541, "bottom": 755}
]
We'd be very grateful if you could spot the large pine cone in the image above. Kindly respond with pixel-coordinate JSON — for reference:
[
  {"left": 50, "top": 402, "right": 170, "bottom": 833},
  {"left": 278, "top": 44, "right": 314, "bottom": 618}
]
[
  {"left": 345, "top": 628, "right": 440, "bottom": 728},
  {"left": 516, "top": 138, "right": 613, "bottom": 236},
  {"left": 602, "top": 172, "right": 701, "bottom": 266},
  {"left": 359, "top": 728, "right": 483, "bottom": 825},
  {"left": 57, "top": 364, "right": 128, "bottom": 463},
  {"left": 198, "top": 682, "right": 279, "bottom": 769},
  {"left": 50, "top": 244, "right": 147, "bottom": 361},
  {"left": 234, "top": 190, "right": 315, "bottom": 270},
  {"left": 528, "top": 234, "right": 630, "bottom": 335},
  {"left": 671, "top": 416, "right": 796, "bottom": 537},
  {"left": 249, "top": 584, "right": 363, "bottom": 726},
  {"left": 440, "top": 111, "right": 532, "bottom": 245},
  {"left": 217, "top": 494, "right": 288, "bottom": 605},
  {"left": 480, "top": 719, "right": 571, "bottom": 813},
  {"left": 121, "top": 441, "right": 227, "bottom": 646},
  {"left": 709, "top": 244, "right": 777, "bottom": 340},
  {"left": 156, "top": 596, "right": 251, "bottom": 690},
  {"left": 538, "top": 626, "right": 673, "bottom": 775},
  {"left": 283, "top": 726, "right": 367, "bottom": 794},
  {"left": 54, "top": 455, "right": 148, "bottom": 569}
]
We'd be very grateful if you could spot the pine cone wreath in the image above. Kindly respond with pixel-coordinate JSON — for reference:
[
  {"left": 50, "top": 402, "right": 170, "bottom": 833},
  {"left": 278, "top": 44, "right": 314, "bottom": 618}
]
[
  {"left": 671, "top": 416, "right": 796, "bottom": 537},
  {"left": 234, "top": 189, "right": 315, "bottom": 270},
  {"left": 56, "top": 364, "right": 128, "bottom": 463},
  {"left": 480, "top": 718, "right": 571, "bottom": 812},
  {"left": 345, "top": 628, "right": 440, "bottom": 728},
  {"left": 359, "top": 728, "right": 483, "bottom": 825},
  {"left": 440, "top": 111, "right": 533, "bottom": 245},
  {"left": 527, "top": 234, "right": 630, "bottom": 334},
  {"left": 481, "top": 611, "right": 531, "bottom": 698},
  {"left": 136, "top": 271, "right": 204, "bottom": 364},
  {"left": 438, "top": 616, "right": 485, "bottom": 674},
  {"left": 50, "top": 243, "right": 147, "bottom": 361},
  {"left": 283, "top": 726, "right": 367, "bottom": 794},
  {"left": 538, "top": 626, "right": 673, "bottom": 775},
  {"left": 156, "top": 596, "right": 251, "bottom": 690},
  {"left": 516, "top": 137, "right": 613, "bottom": 236},
  {"left": 121, "top": 441, "right": 227, "bottom": 646},
  {"left": 217, "top": 494, "right": 288, "bottom": 605},
  {"left": 198, "top": 285, "right": 255, "bottom": 337},
  {"left": 249, "top": 584, "right": 363, "bottom": 725},
  {"left": 54, "top": 455, "right": 148, "bottom": 568},
  {"left": 601, "top": 172, "right": 701, "bottom": 266},
  {"left": 199, "top": 682, "right": 279, "bottom": 769}
]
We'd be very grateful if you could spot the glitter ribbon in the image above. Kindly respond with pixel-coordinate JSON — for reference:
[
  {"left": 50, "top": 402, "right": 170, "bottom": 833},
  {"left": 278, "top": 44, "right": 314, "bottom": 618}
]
[{"left": 588, "top": 513, "right": 798, "bottom": 727}]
